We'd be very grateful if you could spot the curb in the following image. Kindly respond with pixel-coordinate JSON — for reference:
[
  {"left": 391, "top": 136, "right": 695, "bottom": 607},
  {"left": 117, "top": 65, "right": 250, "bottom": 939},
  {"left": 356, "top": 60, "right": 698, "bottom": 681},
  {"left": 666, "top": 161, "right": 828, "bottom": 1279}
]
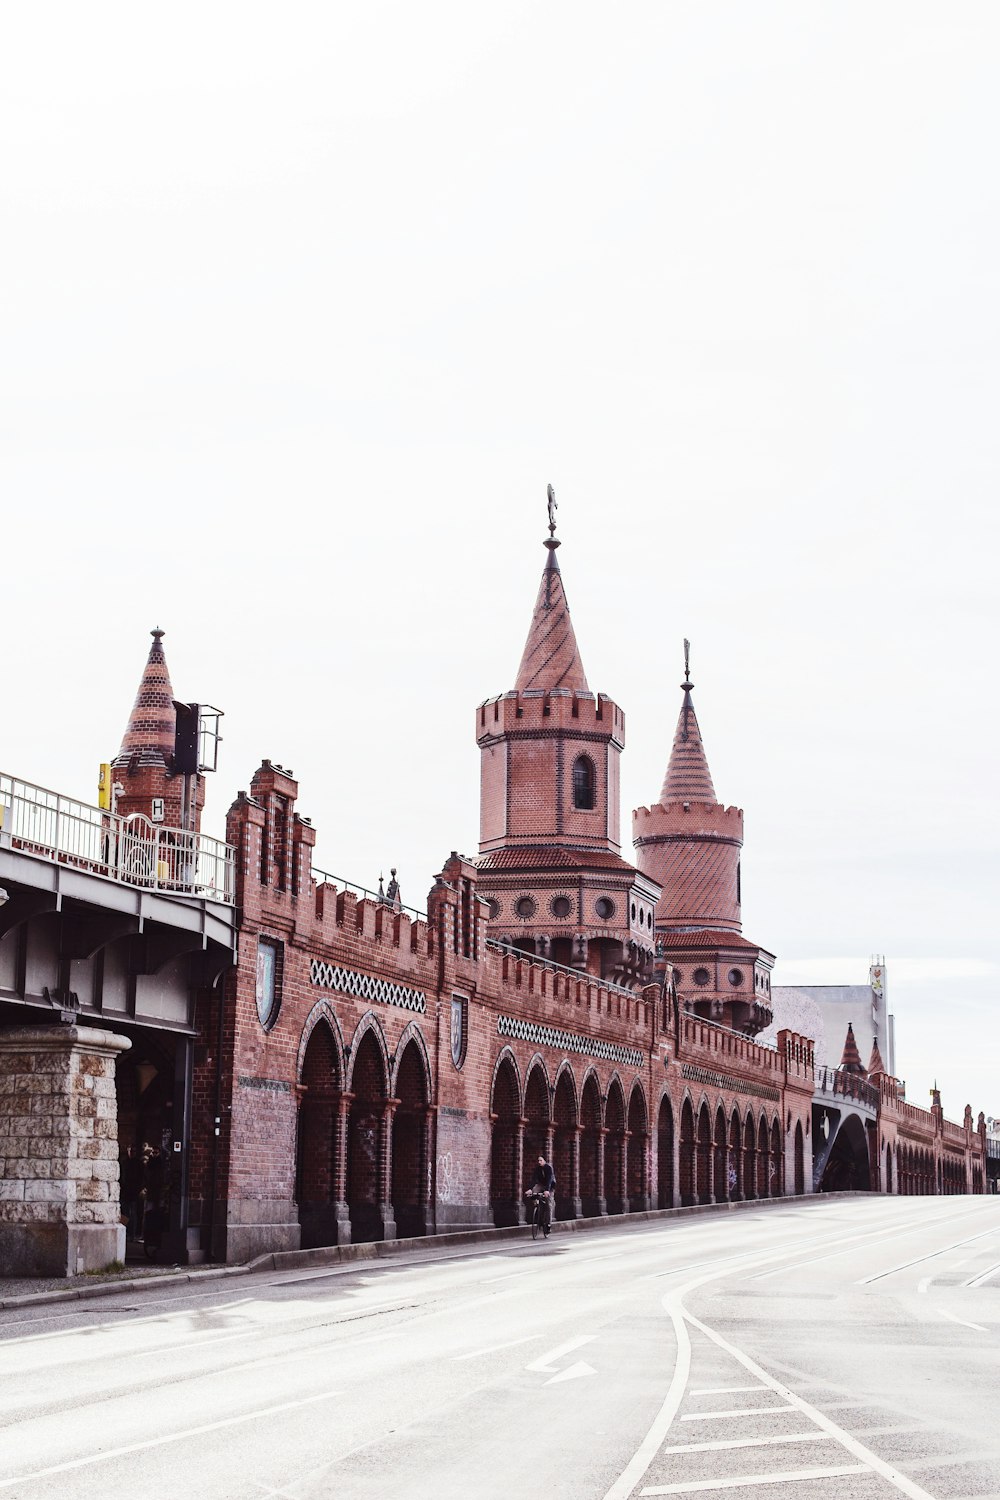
[{"left": 0, "top": 1191, "right": 864, "bottom": 1312}]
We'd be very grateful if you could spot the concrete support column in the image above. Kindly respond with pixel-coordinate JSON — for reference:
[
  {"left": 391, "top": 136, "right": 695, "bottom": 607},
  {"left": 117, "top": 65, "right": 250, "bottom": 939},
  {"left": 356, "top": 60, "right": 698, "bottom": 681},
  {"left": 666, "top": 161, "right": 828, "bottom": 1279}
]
[{"left": 0, "top": 1025, "right": 131, "bottom": 1277}]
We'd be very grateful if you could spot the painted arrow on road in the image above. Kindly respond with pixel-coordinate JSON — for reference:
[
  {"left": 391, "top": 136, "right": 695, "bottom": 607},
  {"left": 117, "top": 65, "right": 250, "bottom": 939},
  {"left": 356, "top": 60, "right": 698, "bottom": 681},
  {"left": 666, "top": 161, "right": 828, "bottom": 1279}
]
[
  {"left": 526, "top": 1334, "right": 597, "bottom": 1384},
  {"left": 545, "top": 1360, "right": 597, "bottom": 1386}
]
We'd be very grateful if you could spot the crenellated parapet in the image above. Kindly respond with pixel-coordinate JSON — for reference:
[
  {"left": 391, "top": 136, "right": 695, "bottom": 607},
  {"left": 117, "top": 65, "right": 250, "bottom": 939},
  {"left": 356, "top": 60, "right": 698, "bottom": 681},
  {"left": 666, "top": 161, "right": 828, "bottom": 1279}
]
[{"left": 477, "top": 689, "right": 625, "bottom": 747}]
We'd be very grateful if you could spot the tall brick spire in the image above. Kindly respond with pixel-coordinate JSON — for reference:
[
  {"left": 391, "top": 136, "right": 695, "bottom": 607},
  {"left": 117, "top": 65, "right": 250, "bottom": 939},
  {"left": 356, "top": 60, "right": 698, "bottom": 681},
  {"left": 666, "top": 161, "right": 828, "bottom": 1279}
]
[
  {"left": 514, "top": 535, "right": 589, "bottom": 695},
  {"left": 659, "top": 640, "right": 717, "bottom": 804},
  {"left": 113, "top": 627, "right": 176, "bottom": 771}
]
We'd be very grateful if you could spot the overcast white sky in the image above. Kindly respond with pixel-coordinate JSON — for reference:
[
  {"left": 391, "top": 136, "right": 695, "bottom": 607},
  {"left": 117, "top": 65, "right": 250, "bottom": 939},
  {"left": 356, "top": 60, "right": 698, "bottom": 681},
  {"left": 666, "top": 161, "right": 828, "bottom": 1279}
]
[{"left": 3, "top": 5, "right": 997, "bottom": 1120}]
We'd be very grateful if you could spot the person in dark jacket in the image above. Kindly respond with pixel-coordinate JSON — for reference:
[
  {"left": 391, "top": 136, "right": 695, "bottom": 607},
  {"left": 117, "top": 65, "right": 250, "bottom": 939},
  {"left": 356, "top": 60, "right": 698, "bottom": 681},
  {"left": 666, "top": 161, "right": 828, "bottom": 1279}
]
[{"left": 527, "top": 1155, "right": 556, "bottom": 1235}]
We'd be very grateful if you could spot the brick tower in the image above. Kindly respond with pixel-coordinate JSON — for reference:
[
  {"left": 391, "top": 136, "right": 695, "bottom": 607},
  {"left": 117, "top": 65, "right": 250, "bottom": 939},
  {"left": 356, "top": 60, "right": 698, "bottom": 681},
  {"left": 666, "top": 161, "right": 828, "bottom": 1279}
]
[
  {"left": 111, "top": 628, "right": 204, "bottom": 832},
  {"left": 633, "top": 643, "right": 773, "bottom": 1033},
  {"left": 476, "top": 498, "right": 659, "bottom": 987}
]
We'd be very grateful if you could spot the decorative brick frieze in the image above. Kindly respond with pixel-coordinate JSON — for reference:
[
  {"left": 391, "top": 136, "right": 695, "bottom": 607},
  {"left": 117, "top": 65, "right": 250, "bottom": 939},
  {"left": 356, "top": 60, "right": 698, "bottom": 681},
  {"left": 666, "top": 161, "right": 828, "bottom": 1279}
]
[
  {"left": 497, "top": 1014, "right": 644, "bottom": 1070},
  {"left": 681, "top": 1062, "right": 780, "bottom": 1103},
  {"left": 310, "top": 959, "right": 426, "bottom": 1014}
]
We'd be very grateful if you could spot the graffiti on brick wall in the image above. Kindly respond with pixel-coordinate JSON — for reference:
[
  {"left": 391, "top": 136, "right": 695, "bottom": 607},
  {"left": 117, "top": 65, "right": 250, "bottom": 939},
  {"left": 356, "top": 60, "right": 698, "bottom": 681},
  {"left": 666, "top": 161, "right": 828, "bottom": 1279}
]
[{"left": 437, "top": 1150, "right": 462, "bottom": 1204}]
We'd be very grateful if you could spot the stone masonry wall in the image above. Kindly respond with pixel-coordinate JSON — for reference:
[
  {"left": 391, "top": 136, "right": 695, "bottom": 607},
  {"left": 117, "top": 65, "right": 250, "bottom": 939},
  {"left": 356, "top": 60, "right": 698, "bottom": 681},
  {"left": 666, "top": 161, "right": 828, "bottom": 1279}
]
[{"left": 0, "top": 1025, "right": 131, "bottom": 1276}]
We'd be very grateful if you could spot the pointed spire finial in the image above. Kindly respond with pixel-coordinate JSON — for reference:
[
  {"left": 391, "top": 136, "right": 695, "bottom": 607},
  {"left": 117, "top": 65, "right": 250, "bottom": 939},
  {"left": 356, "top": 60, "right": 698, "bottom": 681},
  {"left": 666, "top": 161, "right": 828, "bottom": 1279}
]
[
  {"left": 546, "top": 482, "right": 558, "bottom": 540},
  {"left": 151, "top": 626, "right": 165, "bottom": 643},
  {"left": 681, "top": 639, "right": 693, "bottom": 741}
]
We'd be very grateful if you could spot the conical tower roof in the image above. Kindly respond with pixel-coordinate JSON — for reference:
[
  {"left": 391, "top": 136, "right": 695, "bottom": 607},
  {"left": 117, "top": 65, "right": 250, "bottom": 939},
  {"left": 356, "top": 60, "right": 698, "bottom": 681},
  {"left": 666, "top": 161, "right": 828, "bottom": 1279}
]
[
  {"left": 867, "top": 1038, "right": 888, "bottom": 1078},
  {"left": 659, "top": 642, "right": 717, "bottom": 804},
  {"left": 838, "top": 1022, "right": 867, "bottom": 1077},
  {"left": 113, "top": 627, "right": 176, "bottom": 769},
  {"left": 515, "top": 535, "right": 589, "bottom": 694}
]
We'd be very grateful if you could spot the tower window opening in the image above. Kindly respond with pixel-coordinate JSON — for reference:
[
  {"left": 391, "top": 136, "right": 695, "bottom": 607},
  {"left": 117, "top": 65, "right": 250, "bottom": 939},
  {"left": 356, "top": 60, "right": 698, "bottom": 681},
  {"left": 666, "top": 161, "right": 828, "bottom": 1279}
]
[{"left": 572, "top": 754, "right": 596, "bottom": 810}]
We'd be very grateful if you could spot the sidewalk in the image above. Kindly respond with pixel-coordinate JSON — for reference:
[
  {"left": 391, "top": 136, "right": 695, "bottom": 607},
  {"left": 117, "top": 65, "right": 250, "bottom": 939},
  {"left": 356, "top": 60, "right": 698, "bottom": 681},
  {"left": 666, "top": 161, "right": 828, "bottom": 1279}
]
[{"left": 0, "top": 1192, "right": 848, "bottom": 1313}]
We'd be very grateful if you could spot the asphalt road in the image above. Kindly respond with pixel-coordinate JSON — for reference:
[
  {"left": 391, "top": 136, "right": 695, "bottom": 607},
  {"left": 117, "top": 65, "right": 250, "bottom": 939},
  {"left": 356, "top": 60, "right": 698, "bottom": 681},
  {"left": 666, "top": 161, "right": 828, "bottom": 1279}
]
[{"left": 1, "top": 1196, "right": 999, "bottom": 1500}]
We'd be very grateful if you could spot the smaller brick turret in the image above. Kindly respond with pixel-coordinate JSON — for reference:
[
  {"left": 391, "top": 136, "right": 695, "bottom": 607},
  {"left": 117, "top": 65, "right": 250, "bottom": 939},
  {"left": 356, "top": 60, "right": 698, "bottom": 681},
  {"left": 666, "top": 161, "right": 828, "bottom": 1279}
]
[
  {"left": 111, "top": 628, "right": 204, "bottom": 831},
  {"left": 633, "top": 643, "right": 774, "bottom": 1035}
]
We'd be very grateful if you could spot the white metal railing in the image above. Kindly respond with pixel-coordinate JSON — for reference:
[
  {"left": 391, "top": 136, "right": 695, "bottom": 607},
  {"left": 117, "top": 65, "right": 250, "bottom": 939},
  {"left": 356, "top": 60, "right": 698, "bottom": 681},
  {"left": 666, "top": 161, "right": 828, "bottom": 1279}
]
[{"left": 0, "top": 772, "right": 234, "bottom": 904}]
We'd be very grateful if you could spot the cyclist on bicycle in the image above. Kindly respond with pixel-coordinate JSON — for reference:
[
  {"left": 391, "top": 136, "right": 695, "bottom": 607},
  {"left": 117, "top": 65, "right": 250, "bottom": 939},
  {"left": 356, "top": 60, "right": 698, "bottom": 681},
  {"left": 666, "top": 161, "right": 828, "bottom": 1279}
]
[{"left": 527, "top": 1154, "right": 556, "bottom": 1236}]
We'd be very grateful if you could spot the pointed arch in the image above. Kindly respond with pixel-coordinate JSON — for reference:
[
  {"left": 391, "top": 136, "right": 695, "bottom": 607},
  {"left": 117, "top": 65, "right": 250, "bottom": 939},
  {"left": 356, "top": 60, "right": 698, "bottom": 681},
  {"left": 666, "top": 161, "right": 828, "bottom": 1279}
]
[
  {"left": 729, "top": 1107, "right": 743, "bottom": 1201},
  {"left": 345, "top": 1012, "right": 391, "bottom": 1095},
  {"left": 656, "top": 1092, "right": 674, "bottom": 1210},
  {"left": 490, "top": 1046, "right": 523, "bottom": 1115},
  {"left": 769, "top": 1115, "right": 782, "bottom": 1197},
  {"left": 552, "top": 1063, "right": 578, "bottom": 1221},
  {"left": 679, "top": 1094, "right": 696, "bottom": 1206},
  {"left": 743, "top": 1110, "right": 757, "bottom": 1201},
  {"left": 296, "top": 1014, "right": 345, "bottom": 1249},
  {"left": 390, "top": 1021, "right": 432, "bottom": 1099},
  {"left": 605, "top": 1076, "right": 627, "bottom": 1214},
  {"left": 794, "top": 1119, "right": 805, "bottom": 1195},
  {"left": 627, "top": 1081, "right": 649, "bottom": 1212},
  {"left": 696, "top": 1100, "right": 712, "bottom": 1204},
  {"left": 522, "top": 1058, "right": 551, "bottom": 1188},
  {"left": 579, "top": 1070, "right": 603, "bottom": 1217},
  {"left": 756, "top": 1113, "right": 769, "bottom": 1199},
  {"left": 296, "top": 999, "right": 346, "bottom": 1087},
  {"left": 714, "top": 1105, "right": 729, "bottom": 1204},
  {"left": 490, "top": 1050, "right": 521, "bottom": 1226}
]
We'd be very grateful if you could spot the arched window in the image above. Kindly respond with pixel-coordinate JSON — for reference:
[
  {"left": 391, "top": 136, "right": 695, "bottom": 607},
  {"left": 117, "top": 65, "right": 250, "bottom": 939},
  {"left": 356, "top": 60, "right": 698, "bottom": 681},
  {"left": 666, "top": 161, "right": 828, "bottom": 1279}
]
[{"left": 572, "top": 755, "right": 596, "bottom": 810}]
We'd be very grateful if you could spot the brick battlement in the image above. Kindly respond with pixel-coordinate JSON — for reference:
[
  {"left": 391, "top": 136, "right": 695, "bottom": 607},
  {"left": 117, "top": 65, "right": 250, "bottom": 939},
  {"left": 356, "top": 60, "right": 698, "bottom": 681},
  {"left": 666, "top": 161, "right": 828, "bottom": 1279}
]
[
  {"left": 484, "top": 945, "right": 652, "bottom": 1036},
  {"left": 679, "top": 1013, "right": 810, "bottom": 1092},
  {"left": 477, "top": 690, "right": 625, "bottom": 747},
  {"left": 633, "top": 801, "right": 744, "bottom": 843}
]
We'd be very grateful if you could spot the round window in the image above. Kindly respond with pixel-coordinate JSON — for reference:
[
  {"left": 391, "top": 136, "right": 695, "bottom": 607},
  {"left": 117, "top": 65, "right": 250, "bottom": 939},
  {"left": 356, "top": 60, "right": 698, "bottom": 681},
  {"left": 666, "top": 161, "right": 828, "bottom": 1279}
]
[
  {"left": 551, "top": 896, "right": 572, "bottom": 919},
  {"left": 515, "top": 896, "right": 536, "bottom": 920},
  {"left": 595, "top": 897, "right": 615, "bottom": 921},
  {"left": 673, "top": 969, "right": 683, "bottom": 984},
  {"left": 486, "top": 898, "right": 501, "bottom": 920},
  {"left": 693, "top": 967, "right": 711, "bottom": 986},
  {"left": 728, "top": 967, "right": 744, "bottom": 987}
]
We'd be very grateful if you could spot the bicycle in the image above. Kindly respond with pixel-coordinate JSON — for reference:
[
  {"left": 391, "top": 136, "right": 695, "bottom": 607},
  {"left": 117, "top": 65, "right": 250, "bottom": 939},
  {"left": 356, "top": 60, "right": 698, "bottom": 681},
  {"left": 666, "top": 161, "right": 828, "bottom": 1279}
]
[{"left": 527, "top": 1188, "right": 553, "bottom": 1240}]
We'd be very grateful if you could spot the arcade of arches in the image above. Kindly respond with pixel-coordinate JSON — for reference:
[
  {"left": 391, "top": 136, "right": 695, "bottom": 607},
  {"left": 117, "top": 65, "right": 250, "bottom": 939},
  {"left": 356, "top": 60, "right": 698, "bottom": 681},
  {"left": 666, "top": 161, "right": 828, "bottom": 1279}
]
[
  {"left": 295, "top": 1014, "right": 431, "bottom": 1247},
  {"left": 489, "top": 1057, "right": 799, "bottom": 1225}
]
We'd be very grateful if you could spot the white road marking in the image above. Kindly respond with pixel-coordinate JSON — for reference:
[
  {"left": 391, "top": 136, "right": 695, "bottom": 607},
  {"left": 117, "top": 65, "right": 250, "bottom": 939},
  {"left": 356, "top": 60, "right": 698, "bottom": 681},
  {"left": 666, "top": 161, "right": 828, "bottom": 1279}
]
[
  {"left": 684, "top": 1310, "right": 939, "bottom": 1500},
  {"left": 750, "top": 1206, "right": 990, "bottom": 1281},
  {"left": 526, "top": 1334, "right": 596, "bottom": 1372},
  {"left": 938, "top": 1309, "right": 987, "bottom": 1333},
  {"left": 689, "top": 1386, "right": 764, "bottom": 1396},
  {"left": 680, "top": 1406, "right": 796, "bottom": 1422},
  {"left": 965, "top": 1260, "right": 1000, "bottom": 1288},
  {"left": 452, "top": 1334, "right": 540, "bottom": 1361},
  {"left": 640, "top": 1464, "right": 867, "bottom": 1494},
  {"left": 599, "top": 1300, "right": 692, "bottom": 1500},
  {"left": 659, "top": 1432, "right": 830, "bottom": 1455},
  {"left": 857, "top": 1222, "right": 1000, "bottom": 1284},
  {"left": 916, "top": 1277, "right": 932, "bottom": 1295},
  {"left": 0, "top": 1388, "right": 342, "bottom": 1490},
  {"left": 545, "top": 1359, "right": 596, "bottom": 1385}
]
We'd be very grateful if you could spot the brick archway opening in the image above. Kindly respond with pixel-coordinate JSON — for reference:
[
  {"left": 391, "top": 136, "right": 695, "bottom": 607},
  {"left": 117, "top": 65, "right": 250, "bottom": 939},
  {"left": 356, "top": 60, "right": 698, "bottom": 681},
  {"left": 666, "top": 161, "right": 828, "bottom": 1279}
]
[
  {"left": 714, "top": 1107, "right": 729, "bottom": 1204},
  {"left": 347, "top": 1029, "right": 389, "bottom": 1242},
  {"left": 657, "top": 1096, "right": 674, "bottom": 1210},
  {"left": 743, "top": 1112, "right": 757, "bottom": 1201},
  {"left": 297, "top": 1020, "right": 343, "bottom": 1249},
  {"left": 523, "top": 1065, "right": 550, "bottom": 1199},
  {"left": 819, "top": 1112, "right": 872, "bottom": 1192},
  {"left": 579, "top": 1075, "right": 603, "bottom": 1217},
  {"left": 627, "top": 1086, "right": 648, "bottom": 1212},
  {"left": 769, "top": 1117, "right": 782, "bottom": 1197},
  {"left": 729, "top": 1108, "right": 743, "bottom": 1202},
  {"left": 392, "top": 1040, "right": 429, "bottom": 1239},
  {"left": 490, "top": 1057, "right": 520, "bottom": 1227},
  {"left": 553, "top": 1070, "right": 577, "bottom": 1221},
  {"left": 696, "top": 1103, "right": 712, "bottom": 1204},
  {"left": 794, "top": 1120, "right": 805, "bottom": 1195},
  {"left": 756, "top": 1116, "right": 769, "bottom": 1198},
  {"left": 605, "top": 1081, "right": 626, "bottom": 1215},
  {"left": 680, "top": 1098, "right": 696, "bottom": 1207}
]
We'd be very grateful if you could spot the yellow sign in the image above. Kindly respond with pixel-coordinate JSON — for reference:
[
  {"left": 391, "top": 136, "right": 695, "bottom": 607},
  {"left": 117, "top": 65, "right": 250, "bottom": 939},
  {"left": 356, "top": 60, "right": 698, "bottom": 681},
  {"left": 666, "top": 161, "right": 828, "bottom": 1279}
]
[{"left": 97, "top": 763, "right": 111, "bottom": 810}]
